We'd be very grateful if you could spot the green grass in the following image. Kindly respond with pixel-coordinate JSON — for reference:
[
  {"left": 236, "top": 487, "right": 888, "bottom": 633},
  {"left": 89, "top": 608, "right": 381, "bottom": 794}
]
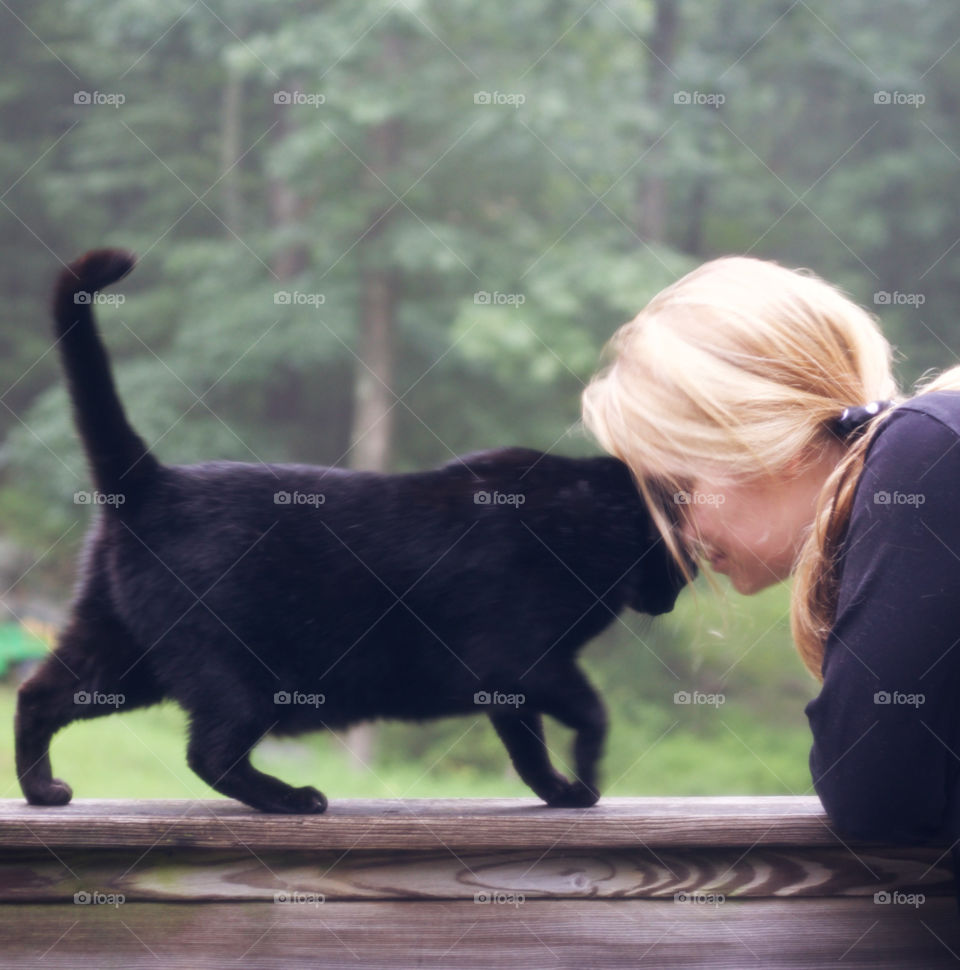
[
  {"left": 0, "top": 681, "right": 815, "bottom": 802},
  {"left": 0, "top": 577, "right": 821, "bottom": 802}
]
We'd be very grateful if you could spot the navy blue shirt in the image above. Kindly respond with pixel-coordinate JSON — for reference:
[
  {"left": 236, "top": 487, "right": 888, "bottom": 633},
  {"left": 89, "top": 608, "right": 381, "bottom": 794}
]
[{"left": 806, "top": 389, "right": 960, "bottom": 843}]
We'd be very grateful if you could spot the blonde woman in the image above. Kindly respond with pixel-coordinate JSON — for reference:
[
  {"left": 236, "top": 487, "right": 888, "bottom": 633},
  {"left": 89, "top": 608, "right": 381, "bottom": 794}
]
[{"left": 582, "top": 256, "right": 960, "bottom": 848}]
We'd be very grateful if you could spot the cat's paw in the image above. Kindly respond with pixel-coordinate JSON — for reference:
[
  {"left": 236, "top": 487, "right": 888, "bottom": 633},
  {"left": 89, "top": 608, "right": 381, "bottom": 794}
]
[
  {"left": 24, "top": 778, "right": 73, "bottom": 807},
  {"left": 273, "top": 785, "right": 328, "bottom": 814},
  {"left": 545, "top": 780, "right": 600, "bottom": 808},
  {"left": 532, "top": 770, "right": 573, "bottom": 804}
]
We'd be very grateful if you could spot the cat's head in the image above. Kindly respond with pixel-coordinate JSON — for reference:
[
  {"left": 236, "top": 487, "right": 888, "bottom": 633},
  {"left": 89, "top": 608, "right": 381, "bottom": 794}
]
[
  {"left": 627, "top": 522, "right": 694, "bottom": 615},
  {"left": 568, "top": 455, "right": 695, "bottom": 616},
  {"left": 619, "top": 469, "right": 696, "bottom": 616}
]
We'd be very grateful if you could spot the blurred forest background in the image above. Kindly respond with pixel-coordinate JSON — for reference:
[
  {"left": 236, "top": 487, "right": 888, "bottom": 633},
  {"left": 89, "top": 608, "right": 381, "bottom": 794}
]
[{"left": 0, "top": 0, "right": 957, "bottom": 801}]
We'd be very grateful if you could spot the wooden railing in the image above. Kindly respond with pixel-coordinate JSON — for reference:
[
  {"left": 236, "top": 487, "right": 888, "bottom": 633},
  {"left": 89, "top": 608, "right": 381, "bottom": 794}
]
[{"left": 1, "top": 796, "right": 957, "bottom": 968}]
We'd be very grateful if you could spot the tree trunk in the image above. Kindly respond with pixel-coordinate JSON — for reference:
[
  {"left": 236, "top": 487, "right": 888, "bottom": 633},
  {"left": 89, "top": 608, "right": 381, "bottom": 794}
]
[
  {"left": 682, "top": 174, "right": 708, "bottom": 255},
  {"left": 350, "top": 112, "right": 402, "bottom": 473},
  {"left": 269, "top": 80, "right": 310, "bottom": 279},
  {"left": 349, "top": 263, "right": 398, "bottom": 472},
  {"left": 637, "top": 0, "right": 679, "bottom": 242},
  {"left": 219, "top": 61, "right": 243, "bottom": 234}
]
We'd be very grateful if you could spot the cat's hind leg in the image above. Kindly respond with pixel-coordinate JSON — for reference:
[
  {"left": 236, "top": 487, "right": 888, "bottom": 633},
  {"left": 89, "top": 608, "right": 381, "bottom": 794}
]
[
  {"left": 185, "top": 708, "right": 327, "bottom": 814},
  {"left": 15, "top": 609, "right": 162, "bottom": 806}
]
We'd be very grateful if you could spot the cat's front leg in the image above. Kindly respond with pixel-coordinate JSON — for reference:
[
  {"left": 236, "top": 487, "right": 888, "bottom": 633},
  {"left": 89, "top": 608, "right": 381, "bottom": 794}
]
[
  {"left": 537, "top": 664, "right": 607, "bottom": 807},
  {"left": 489, "top": 710, "right": 589, "bottom": 806}
]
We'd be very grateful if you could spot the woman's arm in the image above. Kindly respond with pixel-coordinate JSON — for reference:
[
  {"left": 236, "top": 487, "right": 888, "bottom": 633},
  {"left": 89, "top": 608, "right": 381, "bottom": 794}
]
[{"left": 805, "top": 406, "right": 960, "bottom": 842}]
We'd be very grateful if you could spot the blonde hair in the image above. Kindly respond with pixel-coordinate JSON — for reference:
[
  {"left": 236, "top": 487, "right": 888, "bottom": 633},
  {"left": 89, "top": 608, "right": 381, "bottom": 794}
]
[{"left": 581, "top": 255, "right": 960, "bottom": 680}]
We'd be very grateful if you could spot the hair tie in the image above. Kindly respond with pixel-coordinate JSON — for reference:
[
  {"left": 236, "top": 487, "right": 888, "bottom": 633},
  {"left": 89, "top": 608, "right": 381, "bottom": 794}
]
[{"left": 832, "top": 399, "right": 895, "bottom": 439}]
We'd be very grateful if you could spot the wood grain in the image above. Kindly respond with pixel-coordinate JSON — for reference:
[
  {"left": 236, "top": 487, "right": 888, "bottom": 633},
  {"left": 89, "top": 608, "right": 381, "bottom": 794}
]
[
  {"left": 2, "top": 798, "right": 954, "bottom": 967},
  {"left": 1, "top": 899, "right": 958, "bottom": 969},
  {"left": 0, "top": 844, "right": 953, "bottom": 902},
  {"left": 0, "top": 795, "right": 855, "bottom": 850}
]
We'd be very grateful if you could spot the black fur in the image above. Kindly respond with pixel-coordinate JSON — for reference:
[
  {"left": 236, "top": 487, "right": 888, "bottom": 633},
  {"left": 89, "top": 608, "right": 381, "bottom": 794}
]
[{"left": 15, "top": 249, "right": 690, "bottom": 813}]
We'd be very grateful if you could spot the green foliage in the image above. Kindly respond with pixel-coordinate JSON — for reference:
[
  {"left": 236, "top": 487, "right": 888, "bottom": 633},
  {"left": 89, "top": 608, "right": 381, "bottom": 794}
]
[
  {"left": 0, "top": 625, "right": 49, "bottom": 677},
  {"left": 0, "top": 0, "right": 957, "bottom": 795}
]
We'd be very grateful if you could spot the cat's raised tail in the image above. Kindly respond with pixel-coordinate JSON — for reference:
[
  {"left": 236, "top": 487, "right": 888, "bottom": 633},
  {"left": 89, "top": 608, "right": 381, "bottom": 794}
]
[{"left": 53, "top": 249, "right": 159, "bottom": 501}]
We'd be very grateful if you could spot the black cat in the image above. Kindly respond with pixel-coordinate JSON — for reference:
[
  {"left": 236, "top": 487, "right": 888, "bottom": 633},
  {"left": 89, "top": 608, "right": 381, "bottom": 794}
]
[{"left": 15, "top": 249, "right": 690, "bottom": 814}]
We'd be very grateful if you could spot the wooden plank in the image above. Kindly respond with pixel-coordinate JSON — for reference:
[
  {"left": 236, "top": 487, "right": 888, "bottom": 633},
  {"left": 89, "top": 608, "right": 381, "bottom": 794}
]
[
  {"left": 0, "top": 844, "right": 953, "bottom": 902},
  {"left": 0, "top": 796, "right": 867, "bottom": 851},
  {"left": 1, "top": 899, "right": 958, "bottom": 969}
]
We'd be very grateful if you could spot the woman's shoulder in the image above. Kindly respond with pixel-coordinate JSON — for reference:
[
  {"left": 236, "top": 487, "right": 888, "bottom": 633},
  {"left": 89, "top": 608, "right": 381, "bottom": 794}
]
[
  {"left": 856, "top": 389, "right": 960, "bottom": 505},
  {"left": 886, "top": 388, "right": 960, "bottom": 438}
]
